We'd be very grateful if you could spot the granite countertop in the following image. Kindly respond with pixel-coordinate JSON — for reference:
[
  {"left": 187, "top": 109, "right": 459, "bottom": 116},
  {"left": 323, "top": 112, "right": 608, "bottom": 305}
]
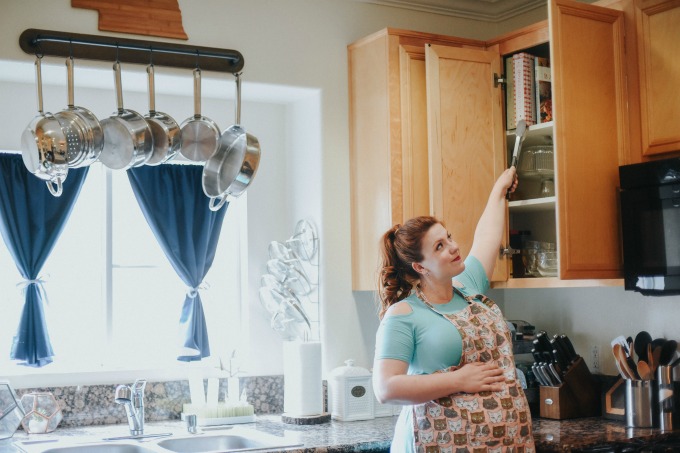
[
  {"left": 0, "top": 414, "right": 395, "bottom": 453},
  {"left": 2, "top": 414, "right": 680, "bottom": 453}
]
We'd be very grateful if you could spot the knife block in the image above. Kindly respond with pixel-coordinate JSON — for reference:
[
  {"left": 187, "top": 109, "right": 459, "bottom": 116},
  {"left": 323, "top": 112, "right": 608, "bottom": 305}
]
[{"left": 539, "top": 357, "right": 601, "bottom": 419}]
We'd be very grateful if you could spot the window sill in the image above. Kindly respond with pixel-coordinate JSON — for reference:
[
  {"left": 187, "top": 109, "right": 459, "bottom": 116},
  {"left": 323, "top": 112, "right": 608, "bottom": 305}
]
[{"left": 3, "top": 364, "right": 233, "bottom": 390}]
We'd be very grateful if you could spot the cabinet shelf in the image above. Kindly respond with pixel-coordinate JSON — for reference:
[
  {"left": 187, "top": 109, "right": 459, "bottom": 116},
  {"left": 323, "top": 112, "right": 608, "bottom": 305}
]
[
  {"left": 509, "top": 196, "right": 555, "bottom": 213},
  {"left": 506, "top": 121, "right": 554, "bottom": 150}
]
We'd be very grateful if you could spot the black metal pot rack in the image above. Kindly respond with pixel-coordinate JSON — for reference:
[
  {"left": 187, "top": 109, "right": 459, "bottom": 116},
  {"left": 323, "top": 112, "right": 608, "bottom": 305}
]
[{"left": 19, "top": 29, "right": 244, "bottom": 74}]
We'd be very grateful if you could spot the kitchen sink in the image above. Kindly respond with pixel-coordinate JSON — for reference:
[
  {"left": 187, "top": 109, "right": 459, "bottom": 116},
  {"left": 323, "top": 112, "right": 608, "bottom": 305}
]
[
  {"left": 157, "top": 432, "right": 301, "bottom": 452},
  {"left": 16, "top": 442, "right": 159, "bottom": 453},
  {"left": 15, "top": 427, "right": 304, "bottom": 453}
]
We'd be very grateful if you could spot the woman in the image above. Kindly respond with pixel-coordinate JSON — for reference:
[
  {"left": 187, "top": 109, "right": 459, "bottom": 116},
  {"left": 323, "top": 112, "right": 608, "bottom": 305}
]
[{"left": 373, "top": 167, "right": 534, "bottom": 453}]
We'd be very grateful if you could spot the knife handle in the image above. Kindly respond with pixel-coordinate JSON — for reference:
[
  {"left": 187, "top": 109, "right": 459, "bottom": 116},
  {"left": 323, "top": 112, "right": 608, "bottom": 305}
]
[
  {"left": 551, "top": 348, "right": 568, "bottom": 371},
  {"left": 552, "top": 336, "right": 573, "bottom": 365},
  {"left": 560, "top": 334, "right": 579, "bottom": 361},
  {"left": 537, "top": 331, "right": 553, "bottom": 352}
]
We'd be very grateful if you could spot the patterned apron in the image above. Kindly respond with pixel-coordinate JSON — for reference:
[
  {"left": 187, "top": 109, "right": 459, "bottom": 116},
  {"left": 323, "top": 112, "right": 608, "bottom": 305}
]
[{"left": 412, "top": 287, "right": 535, "bottom": 453}]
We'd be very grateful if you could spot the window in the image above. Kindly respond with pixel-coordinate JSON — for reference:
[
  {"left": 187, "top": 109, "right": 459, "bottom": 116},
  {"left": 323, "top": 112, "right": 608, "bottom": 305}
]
[{"left": 0, "top": 163, "right": 246, "bottom": 381}]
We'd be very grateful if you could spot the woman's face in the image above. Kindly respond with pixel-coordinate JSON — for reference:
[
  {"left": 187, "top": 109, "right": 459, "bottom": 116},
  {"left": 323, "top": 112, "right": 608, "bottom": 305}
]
[{"left": 417, "top": 223, "right": 465, "bottom": 279}]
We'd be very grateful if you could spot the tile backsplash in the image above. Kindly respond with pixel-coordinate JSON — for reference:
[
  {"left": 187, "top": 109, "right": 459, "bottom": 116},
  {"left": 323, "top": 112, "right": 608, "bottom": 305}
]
[{"left": 15, "top": 376, "right": 284, "bottom": 428}]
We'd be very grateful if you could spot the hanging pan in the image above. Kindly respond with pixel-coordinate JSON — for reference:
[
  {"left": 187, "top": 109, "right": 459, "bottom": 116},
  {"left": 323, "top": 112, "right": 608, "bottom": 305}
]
[
  {"left": 203, "top": 72, "right": 261, "bottom": 211},
  {"left": 179, "top": 68, "right": 220, "bottom": 162},
  {"left": 21, "top": 56, "right": 68, "bottom": 197},
  {"left": 55, "top": 57, "right": 104, "bottom": 168},
  {"left": 144, "top": 64, "right": 180, "bottom": 165},
  {"left": 99, "top": 61, "right": 153, "bottom": 170}
]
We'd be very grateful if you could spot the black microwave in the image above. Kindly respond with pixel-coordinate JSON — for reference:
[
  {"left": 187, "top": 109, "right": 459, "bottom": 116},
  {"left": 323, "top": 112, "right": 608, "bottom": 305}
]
[{"left": 619, "top": 158, "right": 680, "bottom": 295}]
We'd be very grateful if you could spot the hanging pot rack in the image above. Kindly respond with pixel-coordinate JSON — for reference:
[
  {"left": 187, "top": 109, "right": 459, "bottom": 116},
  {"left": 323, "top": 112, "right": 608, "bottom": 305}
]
[{"left": 19, "top": 29, "right": 244, "bottom": 73}]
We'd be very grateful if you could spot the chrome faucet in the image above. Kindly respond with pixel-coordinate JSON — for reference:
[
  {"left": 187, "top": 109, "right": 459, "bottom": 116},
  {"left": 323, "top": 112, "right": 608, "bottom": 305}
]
[{"left": 114, "top": 379, "right": 147, "bottom": 436}]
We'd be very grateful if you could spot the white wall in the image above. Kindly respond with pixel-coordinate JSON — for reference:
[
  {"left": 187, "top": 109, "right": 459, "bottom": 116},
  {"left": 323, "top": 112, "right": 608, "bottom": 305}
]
[
  {"left": 0, "top": 0, "right": 567, "bottom": 380},
  {"left": 491, "top": 287, "right": 680, "bottom": 377}
]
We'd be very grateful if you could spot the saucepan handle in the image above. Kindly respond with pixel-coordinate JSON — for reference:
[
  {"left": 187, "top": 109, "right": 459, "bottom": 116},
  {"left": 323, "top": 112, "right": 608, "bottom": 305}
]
[
  {"left": 46, "top": 178, "right": 63, "bottom": 197},
  {"left": 209, "top": 194, "right": 228, "bottom": 211}
]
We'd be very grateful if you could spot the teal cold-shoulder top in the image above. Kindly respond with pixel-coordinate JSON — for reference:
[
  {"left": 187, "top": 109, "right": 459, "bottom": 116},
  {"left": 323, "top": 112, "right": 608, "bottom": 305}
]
[{"left": 374, "top": 255, "right": 490, "bottom": 375}]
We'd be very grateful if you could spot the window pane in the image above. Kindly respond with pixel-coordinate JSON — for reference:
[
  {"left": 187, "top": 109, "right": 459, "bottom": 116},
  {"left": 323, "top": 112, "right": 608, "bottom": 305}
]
[{"left": 0, "top": 163, "right": 244, "bottom": 376}]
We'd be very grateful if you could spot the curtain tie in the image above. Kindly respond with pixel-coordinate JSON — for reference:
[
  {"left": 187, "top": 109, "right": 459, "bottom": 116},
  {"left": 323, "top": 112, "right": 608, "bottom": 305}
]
[
  {"left": 186, "top": 281, "right": 211, "bottom": 298},
  {"left": 16, "top": 275, "right": 50, "bottom": 305}
]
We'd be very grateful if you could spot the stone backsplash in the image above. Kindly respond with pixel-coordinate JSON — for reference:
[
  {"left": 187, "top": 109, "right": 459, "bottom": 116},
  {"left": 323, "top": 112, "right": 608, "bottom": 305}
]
[{"left": 15, "top": 376, "right": 284, "bottom": 428}]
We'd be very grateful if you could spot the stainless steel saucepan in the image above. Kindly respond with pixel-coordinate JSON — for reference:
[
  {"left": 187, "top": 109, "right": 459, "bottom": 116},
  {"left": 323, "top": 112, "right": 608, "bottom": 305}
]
[
  {"left": 99, "top": 62, "right": 153, "bottom": 170},
  {"left": 179, "top": 68, "right": 220, "bottom": 162},
  {"left": 21, "top": 56, "right": 68, "bottom": 197},
  {"left": 144, "top": 64, "right": 180, "bottom": 165},
  {"left": 202, "top": 72, "right": 261, "bottom": 211}
]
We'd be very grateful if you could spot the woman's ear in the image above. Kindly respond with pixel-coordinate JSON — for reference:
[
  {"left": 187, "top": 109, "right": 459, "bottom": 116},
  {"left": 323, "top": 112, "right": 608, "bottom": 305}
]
[{"left": 412, "top": 262, "right": 426, "bottom": 276}]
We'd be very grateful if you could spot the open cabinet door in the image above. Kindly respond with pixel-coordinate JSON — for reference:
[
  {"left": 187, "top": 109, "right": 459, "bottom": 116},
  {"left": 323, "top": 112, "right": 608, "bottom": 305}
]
[
  {"left": 550, "top": 0, "right": 627, "bottom": 279},
  {"left": 425, "top": 44, "right": 507, "bottom": 283}
]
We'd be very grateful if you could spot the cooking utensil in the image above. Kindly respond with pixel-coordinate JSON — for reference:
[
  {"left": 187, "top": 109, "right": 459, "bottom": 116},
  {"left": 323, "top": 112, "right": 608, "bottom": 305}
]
[
  {"left": 506, "top": 119, "right": 527, "bottom": 199},
  {"left": 21, "top": 56, "right": 68, "bottom": 197},
  {"left": 660, "top": 340, "right": 677, "bottom": 366},
  {"left": 611, "top": 335, "right": 631, "bottom": 357},
  {"left": 55, "top": 57, "right": 104, "bottom": 168},
  {"left": 611, "top": 344, "right": 628, "bottom": 380},
  {"left": 647, "top": 343, "right": 655, "bottom": 375},
  {"left": 179, "top": 68, "right": 221, "bottom": 162},
  {"left": 99, "top": 61, "right": 153, "bottom": 170},
  {"left": 202, "top": 72, "right": 261, "bottom": 211},
  {"left": 613, "top": 343, "right": 638, "bottom": 380},
  {"left": 637, "top": 360, "right": 652, "bottom": 381},
  {"left": 144, "top": 64, "right": 180, "bottom": 165},
  {"left": 634, "top": 331, "right": 653, "bottom": 364}
]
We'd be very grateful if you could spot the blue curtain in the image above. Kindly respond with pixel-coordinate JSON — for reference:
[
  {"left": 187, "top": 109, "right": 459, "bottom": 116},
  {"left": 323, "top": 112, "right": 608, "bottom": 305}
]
[
  {"left": 127, "top": 165, "right": 227, "bottom": 362},
  {"left": 0, "top": 153, "right": 89, "bottom": 367}
]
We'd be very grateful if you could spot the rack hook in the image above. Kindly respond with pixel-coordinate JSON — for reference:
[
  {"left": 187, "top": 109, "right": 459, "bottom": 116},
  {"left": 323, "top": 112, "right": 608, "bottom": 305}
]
[
  {"left": 115, "top": 43, "right": 120, "bottom": 62},
  {"left": 149, "top": 45, "right": 153, "bottom": 65},
  {"left": 34, "top": 38, "right": 44, "bottom": 59},
  {"left": 195, "top": 49, "right": 200, "bottom": 69},
  {"left": 69, "top": 38, "right": 73, "bottom": 59}
]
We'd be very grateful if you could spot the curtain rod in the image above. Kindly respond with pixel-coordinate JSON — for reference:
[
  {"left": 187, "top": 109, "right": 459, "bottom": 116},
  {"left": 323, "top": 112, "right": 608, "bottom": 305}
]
[{"left": 19, "top": 29, "right": 244, "bottom": 74}]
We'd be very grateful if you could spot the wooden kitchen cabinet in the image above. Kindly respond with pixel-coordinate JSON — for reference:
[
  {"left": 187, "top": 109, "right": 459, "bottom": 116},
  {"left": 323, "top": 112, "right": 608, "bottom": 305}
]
[
  {"left": 425, "top": 44, "right": 508, "bottom": 282},
  {"left": 348, "top": 0, "right": 629, "bottom": 290},
  {"left": 348, "top": 29, "right": 485, "bottom": 290},
  {"left": 635, "top": 0, "right": 680, "bottom": 157}
]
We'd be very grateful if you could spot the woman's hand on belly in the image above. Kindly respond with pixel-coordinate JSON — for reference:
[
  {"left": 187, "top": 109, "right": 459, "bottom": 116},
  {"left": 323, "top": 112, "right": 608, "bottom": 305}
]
[
  {"left": 373, "top": 358, "right": 505, "bottom": 405},
  {"left": 451, "top": 361, "right": 505, "bottom": 393}
]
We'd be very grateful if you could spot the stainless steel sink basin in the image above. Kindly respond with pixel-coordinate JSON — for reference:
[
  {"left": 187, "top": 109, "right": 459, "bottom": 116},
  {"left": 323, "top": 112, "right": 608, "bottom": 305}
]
[
  {"left": 15, "top": 427, "right": 304, "bottom": 453},
  {"left": 17, "top": 442, "right": 159, "bottom": 453},
  {"left": 157, "top": 435, "right": 267, "bottom": 452},
  {"left": 156, "top": 429, "right": 304, "bottom": 452}
]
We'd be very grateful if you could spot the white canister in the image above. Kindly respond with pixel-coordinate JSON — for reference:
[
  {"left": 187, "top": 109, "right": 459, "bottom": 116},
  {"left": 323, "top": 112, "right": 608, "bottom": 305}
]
[{"left": 328, "top": 359, "right": 374, "bottom": 421}]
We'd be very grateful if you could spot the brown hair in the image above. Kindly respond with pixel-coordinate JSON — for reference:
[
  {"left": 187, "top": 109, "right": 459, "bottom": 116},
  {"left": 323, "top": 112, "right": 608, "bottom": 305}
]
[{"left": 377, "top": 216, "right": 441, "bottom": 318}]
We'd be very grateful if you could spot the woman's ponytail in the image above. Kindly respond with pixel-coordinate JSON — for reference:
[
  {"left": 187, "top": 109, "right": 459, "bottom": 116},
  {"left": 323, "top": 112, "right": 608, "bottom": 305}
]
[{"left": 377, "top": 217, "right": 439, "bottom": 318}]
